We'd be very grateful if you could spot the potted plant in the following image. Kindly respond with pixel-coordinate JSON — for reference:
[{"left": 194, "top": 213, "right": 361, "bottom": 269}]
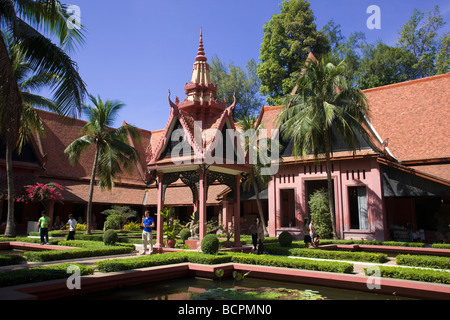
[{"left": 160, "top": 207, "right": 181, "bottom": 248}]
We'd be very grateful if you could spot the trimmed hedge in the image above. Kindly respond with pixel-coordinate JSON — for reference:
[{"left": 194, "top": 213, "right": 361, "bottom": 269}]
[
  {"left": 0, "top": 254, "right": 25, "bottom": 266},
  {"left": 0, "top": 263, "right": 95, "bottom": 288},
  {"left": 265, "top": 244, "right": 389, "bottom": 263},
  {"left": 365, "top": 265, "right": 450, "bottom": 284},
  {"left": 432, "top": 243, "right": 450, "bottom": 249},
  {"left": 95, "top": 251, "right": 354, "bottom": 274},
  {"left": 230, "top": 253, "right": 354, "bottom": 274},
  {"left": 396, "top": 254, "right": 450, "bottom": 270},
  {"left": 319, "top": 239, "right": 426, "bottom": 247},
  {"left": 23, "top": 241, "right": 135, "bottom": 262}
]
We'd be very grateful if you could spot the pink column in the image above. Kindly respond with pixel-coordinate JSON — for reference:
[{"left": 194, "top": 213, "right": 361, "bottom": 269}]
[
  {"left": 198, "top": 168, "right": 207, "bottom": 245},
  {"left": 233, "top": 174, "right": 241, "bottom": 247},
  {"left": 155, "top": 172, "right": 164, "bottom": 248}
]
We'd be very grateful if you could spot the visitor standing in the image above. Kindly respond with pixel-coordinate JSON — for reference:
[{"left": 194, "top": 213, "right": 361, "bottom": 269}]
[
  {"left": 38, "top": 211, "right": 51, "bottom": 245},
  {"left": 303, "top": 218, "right": 311, "bottom": 248},
  {"left": 141, "top": 210, "right": 155, "bottom": 255},
  {"left": 249, "top": 218, "right": 258, "bottom": 251},
  {"left": 257, "top": 220, "right": 265, "bottom": 255},
  {"left": 309, "top": 219, "right": 316, "bottom": 248},
  {"left": 62, "top": 214, "right": 78, "bottom": 241}
]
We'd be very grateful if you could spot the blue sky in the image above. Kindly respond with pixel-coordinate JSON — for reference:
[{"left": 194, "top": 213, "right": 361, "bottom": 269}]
[{"left": 61, "top": 0, "right": 450, "bottom": 131}]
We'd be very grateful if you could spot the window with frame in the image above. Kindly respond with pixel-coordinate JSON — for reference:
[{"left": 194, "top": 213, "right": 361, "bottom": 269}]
[{"left": 348, "top": 186, "right": 368, "bottom": 230}]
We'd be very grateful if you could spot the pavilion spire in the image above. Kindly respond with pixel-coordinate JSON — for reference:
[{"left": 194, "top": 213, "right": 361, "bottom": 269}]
[{"left": 196, "top": 27, "right": 207, "bottom": 62}]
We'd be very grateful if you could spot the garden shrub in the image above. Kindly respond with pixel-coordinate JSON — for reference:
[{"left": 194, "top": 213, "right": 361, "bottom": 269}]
[
  {"left": 0, "top": 263, "right": 94, "bottom": 288},
  {"left": 308, "top": 188, "right": 333, "bottom": 239},
  {"left": 264, "top": 244, "right": 389, "bottom": 263},
  {"left": 230, "top": 253, "right": 353, "bottom": 274},
  {"left": 0, "top": 254, "right": 25, "bottom": 266},
  {"left": 396, "top": 254, "right": 450, "bottom": 270},
  {"left": 103, "top": 229, "right": 118, "bottom": 245},
  {"left": 201, "top": 234, "right": 219, "bottom": 255},
  {"left": 179, "top": 228, "right": 191, "bottom": 242},
  {"left": 278, "top": 231, "right": 293, "bottom": 247},
  {"left": 365, "top": 265, "right": 450, "bottom": 284}
]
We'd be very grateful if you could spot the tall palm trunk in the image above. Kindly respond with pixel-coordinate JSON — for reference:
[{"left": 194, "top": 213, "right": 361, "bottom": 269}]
[
  {"left": 1, "top": 35, "right": 23, "bottom": 238},
  {"left": 4, "top": 142, "right": 16, "bottom": 238},
  {"left": 324, "top": 131, "right": 337, "bottom": 239},
  {"left": 86, "top": 145, "right": 99, "bottom": 235}
]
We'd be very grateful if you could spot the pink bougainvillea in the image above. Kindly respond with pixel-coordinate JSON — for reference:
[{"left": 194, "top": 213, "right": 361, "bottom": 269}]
[{"left": 19, "top": 182, "right": 65, "bottom": 204}]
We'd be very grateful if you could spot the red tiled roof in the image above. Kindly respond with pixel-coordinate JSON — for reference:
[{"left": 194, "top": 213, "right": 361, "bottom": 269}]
[{"left": 364, "top": 73, "right": 450, "bottom": 162}]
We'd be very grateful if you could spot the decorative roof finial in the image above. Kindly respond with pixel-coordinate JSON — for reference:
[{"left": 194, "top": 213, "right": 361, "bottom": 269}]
[{"left": 195, "top": 27, "right": 207, "bottom": 62}]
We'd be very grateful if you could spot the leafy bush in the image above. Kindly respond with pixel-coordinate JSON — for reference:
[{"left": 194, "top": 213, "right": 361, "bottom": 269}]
[
  {"left": 230, "top": 253, "right": 353, "bottom": 274},
  {"left": 0, "top": 254, "right": 25, "bottom": 266},
  {"left": 432, "top": 243, "right": 450, "bottom": 249},
  {"left": 95, "top": 251, "right": 353, "bottom": 274},
  {"left": 123, "top": 221, "right": 141, "bottom": 231},
  {"left": 308, "top": 188, "right": 333, "bottom": 239},
  {"left": 278, "top": 231, "right": 293, "bottom": 247},
  {"left": 365, "top": 266, "right": 450, "bottom": 284},
  {"left": 103, "top": 229, "right": 118, "bottom": 245},
  {"left": 0, "top": 263, "right": 94, "bottom": 288},
  {"left": 396, "top": 254, "right": 450, "bottom": 270},
  {"left": 265, "top": 244, "right": 389, "bottom": 263},
  {"left": 102, "top": 206, "right": 137, "bottom": 230},
  {"left": 201, "top": 234, "right": 219, "bottom": 255},
  {"left": 179, "top": 228, "right": 191, "bottom": 241}
]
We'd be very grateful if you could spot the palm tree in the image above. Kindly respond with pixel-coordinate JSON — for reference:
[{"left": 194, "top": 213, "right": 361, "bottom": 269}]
[
  {"left": 237, "top": 113, "right": 280, "bottom": 236},
  {"left": 64, "top": 95, "right": 140, "bottom": 234},
  {"left": 0, "top": 1, "right": 86, "bottom": 237},
  {"left": 276, "top": 54, "right": 370, "bottom": 239}
]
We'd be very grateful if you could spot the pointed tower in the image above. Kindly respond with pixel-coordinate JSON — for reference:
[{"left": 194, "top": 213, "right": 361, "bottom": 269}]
[{"left": 176, "top": 29, "right": 231, "bottom": 120}]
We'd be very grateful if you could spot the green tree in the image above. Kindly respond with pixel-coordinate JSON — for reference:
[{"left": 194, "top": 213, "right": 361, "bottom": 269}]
[
  {"left": 276, "top": 55, "right": 370, "bottom": 239},
  {"left": 237, "top": 113, "right": 280, "bottom": 236},
  {"left": 356, "top": 42, "right": 420, "bottom": 89},
  {"left": 397, "top": 5, "right": 446, "bottom": 77},
  {"left": 308, "top": 188, "right": 332, "bottom": 239},
  {"left": 209, "top": 56, "right": 264, "bottom": 120},
  {"left": 64, "top": 95, "right": 140, "bottom": 234},
  {"left": 0, "top": 0, "right": 86, "bottom": 237},
  {"left": 435, "top": 33, "right": 450, "bottom": 74},
  {"left": 101, "top": 205, "right": 137, "bottom": 230},
  {"left": 257, "top": 0, "right": 329, "bottom": 106}
]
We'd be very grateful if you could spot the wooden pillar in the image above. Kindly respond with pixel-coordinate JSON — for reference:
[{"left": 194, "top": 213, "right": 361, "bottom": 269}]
[
  {"left": 45, "top": 200, "right": 55, "bottom": 227},
  {"left": 155, "top": 172, "right": 164, "bottom": 248},
  {"left": 198, "top": 168, "right": 207, "bottom": 246},
  {"left": 234, "top": 174, "right": 241, "bottom": 247}
]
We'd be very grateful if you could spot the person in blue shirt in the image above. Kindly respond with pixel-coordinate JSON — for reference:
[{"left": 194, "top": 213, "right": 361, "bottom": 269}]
[{"left": 141, "top": 210, "right": 155, "bottom": 255}]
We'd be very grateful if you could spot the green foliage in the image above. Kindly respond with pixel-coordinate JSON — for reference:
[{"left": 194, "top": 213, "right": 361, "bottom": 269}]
[
  {"left": 179, "top": 228, "right": 191, "bottom": 241},
  {"left": 160, "top": 207, "right": 182, "bottom": 240},
  {"left": 102, "top": 206, "right": 137, "bottom": 230},
  {"left": 365, "top": 266, "right": 450, "bottom": 284},
  {"left": 193, "top": 287, "right": 325, "bottom": 301},
  {"left": 278, "top": 231, "right": 293, "bottom": 247},
  {"left": 257, "top": 0, "right": 330, "bottom": 105},
  {"left": 265, "top": 243, "right": 388, "bottom": 263},
  {"left": 24, "top": 241, "right": 134, "bottom": 262},
  {"left": 201, "top": 234, "right": 220, "bottom": 255},
  {"left": 308, "top": 188, "right": 333, "bottom": 239},
  {"left": 103, "top": 229, "right": 119, "bottom": 245},
  {"left": 209, "top": 56, "right": 264, "bottom": 119},
  {"left": 396, "top": 254, "right": 450, "bottom": 270},
  {"left": 123, "top": 221, "right": 141, "bottom": 231},
  {"left": 0, "top": 254, "right": 25, "bottom": 266},
  {"left": 0, "top": 264, "right": 94, "bottom": 288},
  {"left": 432, "top": 243, "right": 450, "bottom": 249}
]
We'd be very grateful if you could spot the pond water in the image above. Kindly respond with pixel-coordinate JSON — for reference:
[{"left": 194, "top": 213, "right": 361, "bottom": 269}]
[{"left": 63, "top": 276, "right": 415, "bottom": 301}]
